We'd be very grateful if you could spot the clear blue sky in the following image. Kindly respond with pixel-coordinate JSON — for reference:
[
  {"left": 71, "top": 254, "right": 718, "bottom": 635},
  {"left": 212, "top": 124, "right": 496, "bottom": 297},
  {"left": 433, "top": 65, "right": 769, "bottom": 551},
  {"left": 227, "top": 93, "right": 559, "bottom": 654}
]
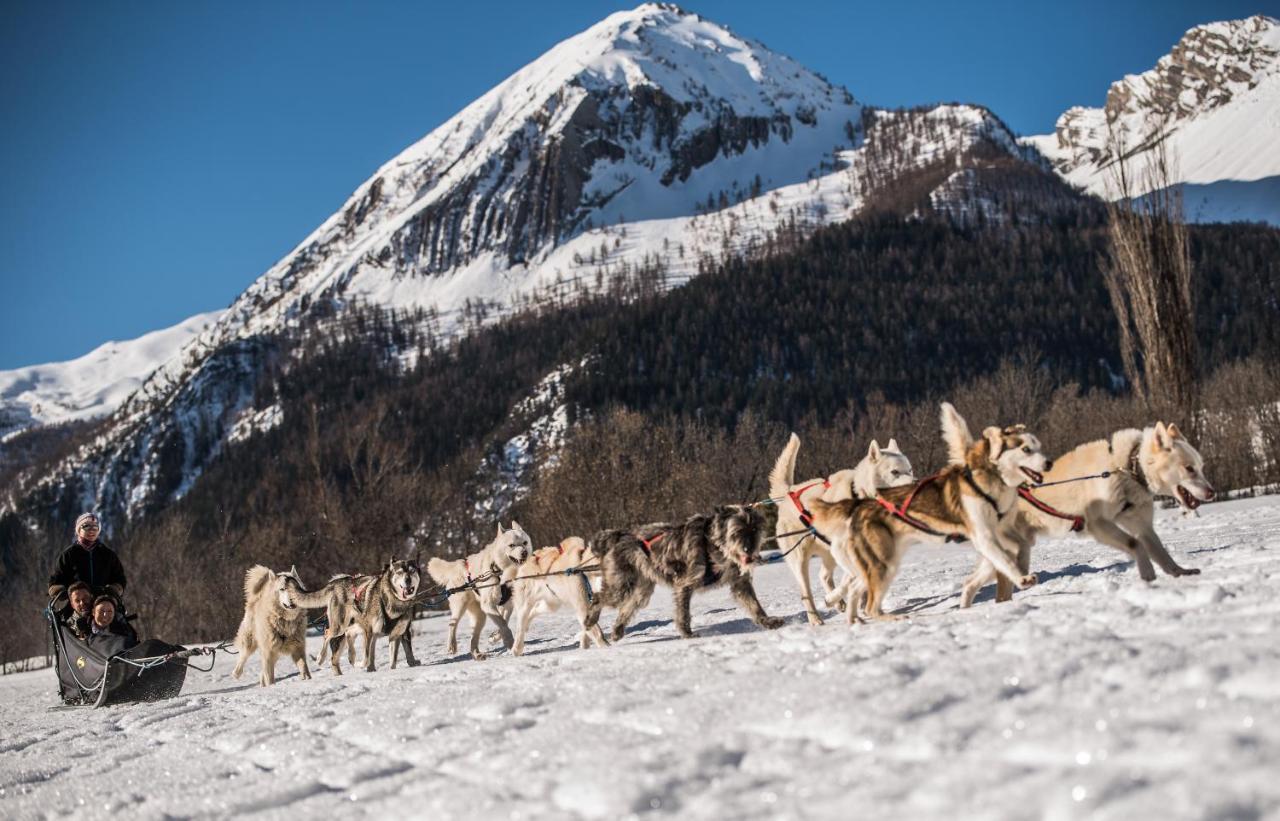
[{"left": 1, "top": 0, "right": 1273, "bottom": 369}]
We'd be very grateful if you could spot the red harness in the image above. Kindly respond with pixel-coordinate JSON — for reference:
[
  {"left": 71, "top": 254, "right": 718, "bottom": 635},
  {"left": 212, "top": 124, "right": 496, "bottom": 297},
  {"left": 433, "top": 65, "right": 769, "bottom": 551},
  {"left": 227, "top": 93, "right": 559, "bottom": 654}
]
[
  {"left": 353, "top": 579, "right": 371, "bottom": 605},
  {"left": 639, "top": 532, "right": 665, "bottom": 554},
  {"left": 786, "top": 479, "right": 832, "bottom": 545},
  {"left": 1017, "top": 486, "right": 1085, "bottom": 531},
  {"left": 875, "top": 473, "right": 967, "bottom": 543}
]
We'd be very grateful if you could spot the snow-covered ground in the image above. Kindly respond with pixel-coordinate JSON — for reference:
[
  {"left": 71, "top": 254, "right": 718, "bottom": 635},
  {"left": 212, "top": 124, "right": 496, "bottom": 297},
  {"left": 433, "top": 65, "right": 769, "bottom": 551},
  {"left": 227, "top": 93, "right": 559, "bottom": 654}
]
[{"left": 2, "top": 495, "right": 1278, "bottom": 820}]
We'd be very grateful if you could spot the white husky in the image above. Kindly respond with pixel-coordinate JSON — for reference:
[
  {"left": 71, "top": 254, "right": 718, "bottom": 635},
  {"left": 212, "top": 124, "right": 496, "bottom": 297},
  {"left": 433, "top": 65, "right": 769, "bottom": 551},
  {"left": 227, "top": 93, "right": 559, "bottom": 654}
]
[
  {"left": 426, "top": 522, "right": 532, "bottom": 660},
  {"left": 507, "top": 537, "right": 609, "bottom": 656},
  {"left": 768, "top": 433, "right": 916, "bottom": 625},
  {"left": 231, "top": 565, "right": 311, "bottom": 686},
  {"left": 960, "top": 421, "right": 1216, "bottom": 606}
]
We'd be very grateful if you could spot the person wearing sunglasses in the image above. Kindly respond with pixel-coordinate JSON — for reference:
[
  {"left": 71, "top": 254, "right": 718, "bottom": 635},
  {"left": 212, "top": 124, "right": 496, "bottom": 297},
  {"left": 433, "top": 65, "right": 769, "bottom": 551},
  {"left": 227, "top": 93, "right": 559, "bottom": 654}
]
[{"left": 47, "top": 512, "right": 128, "bottom": 609}]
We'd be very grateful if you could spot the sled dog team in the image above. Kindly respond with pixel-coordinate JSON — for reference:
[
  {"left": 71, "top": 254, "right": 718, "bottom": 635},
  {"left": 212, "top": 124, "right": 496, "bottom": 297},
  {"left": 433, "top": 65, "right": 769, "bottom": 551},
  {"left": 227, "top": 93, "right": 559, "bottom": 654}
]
[{"left": 234, "top": 402, "right": 1216, "bottom": 686}]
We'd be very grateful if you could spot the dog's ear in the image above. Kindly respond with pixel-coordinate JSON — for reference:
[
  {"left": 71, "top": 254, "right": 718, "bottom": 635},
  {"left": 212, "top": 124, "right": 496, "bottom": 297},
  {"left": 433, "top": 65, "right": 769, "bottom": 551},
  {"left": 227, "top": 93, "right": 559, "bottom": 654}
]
[
  {"left": 867, "top": 440, "right": 881, "bottom": 463},
  {"left": 887, "top": 437, "right": 900, "bottom": 453},
  {"left": 289, "top": 564, "right": 298, "bottom": 581},
  {"left": 1167, "top": 423, "right": 1183, "bottom": 441},
  {"left": 1152, "top": 422, "right": 1171, "bottom": 451},
  {"left": 496, "top": 522, "right": 505, "bottom": 538},
  {"left": 511, "top": 520, "right": 523, "bottom": 534},
  {"left": 983, "top": 426, "right": 1004, "bottom": 461}
]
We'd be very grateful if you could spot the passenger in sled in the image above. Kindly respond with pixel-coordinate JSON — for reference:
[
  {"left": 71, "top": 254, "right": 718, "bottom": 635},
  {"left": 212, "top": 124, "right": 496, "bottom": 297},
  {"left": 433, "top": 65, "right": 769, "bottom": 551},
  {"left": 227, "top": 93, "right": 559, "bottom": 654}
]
[{"left": 45, "top": 513, "right": 212, "bottom": 708}]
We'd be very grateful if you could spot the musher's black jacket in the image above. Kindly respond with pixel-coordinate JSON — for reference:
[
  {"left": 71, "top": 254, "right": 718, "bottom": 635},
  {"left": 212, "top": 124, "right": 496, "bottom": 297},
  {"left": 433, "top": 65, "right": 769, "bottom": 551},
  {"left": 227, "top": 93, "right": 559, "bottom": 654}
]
[{"left": 48, "top": 541, "right": 128, "bottom": 597}]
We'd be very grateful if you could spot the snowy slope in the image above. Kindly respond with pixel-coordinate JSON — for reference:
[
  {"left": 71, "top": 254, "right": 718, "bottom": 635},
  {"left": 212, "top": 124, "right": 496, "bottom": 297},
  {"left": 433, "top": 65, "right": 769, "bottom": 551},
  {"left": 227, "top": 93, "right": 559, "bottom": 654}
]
[
  {"left": 0, "top": 311, "right": 225, "bottom": 439},
  {"left": 2, "top": 495, "right": 1278, "bottom": 819},
  {"left": 1025, "top": 15, "right": 1280, "bottom": 224}
]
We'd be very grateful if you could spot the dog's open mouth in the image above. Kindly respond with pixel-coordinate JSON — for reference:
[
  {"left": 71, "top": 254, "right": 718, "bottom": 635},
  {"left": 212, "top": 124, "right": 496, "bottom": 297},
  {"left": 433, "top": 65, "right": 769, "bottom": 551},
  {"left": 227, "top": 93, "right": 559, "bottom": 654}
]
[
  {"left": 1020, "top": 466, "right": 1044, "bottom": 485},
  {"left": 1177, "top": 485, "right": 1202, "bottom": 510},
  {"left": 398, "top": 587, "right": 415, "bottom": 601}
]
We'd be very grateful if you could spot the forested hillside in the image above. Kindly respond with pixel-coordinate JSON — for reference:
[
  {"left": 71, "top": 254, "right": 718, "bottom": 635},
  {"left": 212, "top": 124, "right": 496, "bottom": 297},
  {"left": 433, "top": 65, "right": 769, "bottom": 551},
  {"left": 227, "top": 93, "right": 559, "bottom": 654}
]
[{"left": 2, "top": 212, "right": 1278, "bottom": 664}]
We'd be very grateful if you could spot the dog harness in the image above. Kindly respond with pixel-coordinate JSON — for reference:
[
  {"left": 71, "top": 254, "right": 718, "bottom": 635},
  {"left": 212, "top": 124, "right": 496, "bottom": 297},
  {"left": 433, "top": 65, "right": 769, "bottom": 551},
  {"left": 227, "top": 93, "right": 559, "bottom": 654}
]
[
  {"left": 1016, "top": 486, "right": 1085, "bottom": 531},
  {"left": 875, "top": 472, "right": 967, "bottom": 543},
  {"left": 786, "top": 479, "right": 832, "bottom": 546},
  {"left": 638, "top": 531, "right": 665, "bottom": 555}
]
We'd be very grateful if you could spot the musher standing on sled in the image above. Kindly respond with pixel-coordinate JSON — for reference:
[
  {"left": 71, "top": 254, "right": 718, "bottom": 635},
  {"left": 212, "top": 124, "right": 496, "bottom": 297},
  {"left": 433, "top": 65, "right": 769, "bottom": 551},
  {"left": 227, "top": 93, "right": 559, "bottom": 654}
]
[{"left": 47, "top": 512, "right": 128, "bottom": 607}]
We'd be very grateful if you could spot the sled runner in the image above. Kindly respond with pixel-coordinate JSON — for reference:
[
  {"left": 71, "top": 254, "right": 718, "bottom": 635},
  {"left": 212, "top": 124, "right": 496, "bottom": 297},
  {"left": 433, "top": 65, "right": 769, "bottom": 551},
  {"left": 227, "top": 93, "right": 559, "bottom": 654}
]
[{"left": 46, "top": 605, "right": 215, "bottom": 708}]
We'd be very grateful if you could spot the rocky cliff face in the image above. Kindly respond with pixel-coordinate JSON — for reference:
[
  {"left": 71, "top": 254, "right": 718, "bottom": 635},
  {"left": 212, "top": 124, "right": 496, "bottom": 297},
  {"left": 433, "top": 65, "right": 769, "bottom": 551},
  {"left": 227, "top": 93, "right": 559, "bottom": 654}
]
[{"left": 1027, "top": 15, "right": 1280, "bottom": 212}]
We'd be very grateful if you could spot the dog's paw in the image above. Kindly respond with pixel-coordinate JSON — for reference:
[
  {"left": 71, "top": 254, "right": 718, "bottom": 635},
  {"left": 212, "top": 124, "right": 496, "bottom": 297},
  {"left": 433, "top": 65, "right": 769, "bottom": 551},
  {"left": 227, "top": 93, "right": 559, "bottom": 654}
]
[
  {"left": 760, "top": 616, "right": 785, "bottom": 630},
  {"left": 806, "top": 613, "right": 825, "bottom": 627},
  {"left": 407, "top": 659, "right": 421, "bottom": 668},
  {"left": 1018, "top": 573, "right": 1038, "bottom": 589},
  {"left": 472, "top": 651, "right": 487, "bottom": 661},
  {"left": 446, "top": 644, "right": 458, "bottom": 656},
  {"left": 1176, "top": 566, "right": 1201, "bottom": 576}
]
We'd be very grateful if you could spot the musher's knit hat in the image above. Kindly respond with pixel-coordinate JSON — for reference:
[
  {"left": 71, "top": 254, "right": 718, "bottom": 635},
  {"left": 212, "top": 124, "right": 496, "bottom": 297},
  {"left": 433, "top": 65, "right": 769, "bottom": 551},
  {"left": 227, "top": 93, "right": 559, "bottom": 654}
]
[{"left": 75, "top": 512, "right": 100, "bottom": 532}]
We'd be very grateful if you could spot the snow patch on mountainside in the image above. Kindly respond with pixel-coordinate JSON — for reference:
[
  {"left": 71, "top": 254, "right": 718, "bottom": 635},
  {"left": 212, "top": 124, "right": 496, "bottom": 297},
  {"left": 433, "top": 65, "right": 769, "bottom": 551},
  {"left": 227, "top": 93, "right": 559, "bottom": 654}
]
[{"left": 0, "top": 310, "right": 225, "bottom": 439}]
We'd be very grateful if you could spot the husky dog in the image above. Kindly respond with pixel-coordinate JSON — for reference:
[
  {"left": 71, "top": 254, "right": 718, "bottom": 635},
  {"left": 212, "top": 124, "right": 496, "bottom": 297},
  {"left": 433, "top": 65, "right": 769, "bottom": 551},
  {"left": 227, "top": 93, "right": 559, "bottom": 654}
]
[
  {"left": 231, "top": 565, "right": 311, "bottom": 686},
  {"left": 283, "top": 557, "right": 422, "bottom": 673},
  {"left": 584, "top": 505, "right": 784, "bottom": 640},
  {"left": 961, "top": 421, "right": 1216, "bottom": 606},
  {"left": 808, "top": 403, "right": 1051, "bottom": 622},
  {"left": 507, "top": 537, "right": 609, "bottom": 656},
  {"left": 426, "top": 522, "right": 532, "bottom": 660},
  {"left": 769, "top": 434, "right": 916, "bottom": 625}
]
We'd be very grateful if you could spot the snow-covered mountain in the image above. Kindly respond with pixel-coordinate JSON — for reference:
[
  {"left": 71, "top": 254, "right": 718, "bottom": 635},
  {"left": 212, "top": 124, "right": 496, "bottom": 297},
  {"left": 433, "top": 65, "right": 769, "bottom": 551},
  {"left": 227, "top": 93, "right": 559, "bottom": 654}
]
[
  {"left": 1026, "top": 15, "right": 1280, "bottom": 224},
  {"left": 0, "top": 4, "right": 1059, "bottom": 523},
  {"left": 0, "top": 310, "right": 224, "bottom": 440}
]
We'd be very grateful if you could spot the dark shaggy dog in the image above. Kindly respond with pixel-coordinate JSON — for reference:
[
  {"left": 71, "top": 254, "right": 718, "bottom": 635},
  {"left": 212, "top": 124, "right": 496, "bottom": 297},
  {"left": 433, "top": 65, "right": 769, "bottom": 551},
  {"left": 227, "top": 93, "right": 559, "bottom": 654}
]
[{"left": 584, "top": 505, "right": 784, "bottom": 640}]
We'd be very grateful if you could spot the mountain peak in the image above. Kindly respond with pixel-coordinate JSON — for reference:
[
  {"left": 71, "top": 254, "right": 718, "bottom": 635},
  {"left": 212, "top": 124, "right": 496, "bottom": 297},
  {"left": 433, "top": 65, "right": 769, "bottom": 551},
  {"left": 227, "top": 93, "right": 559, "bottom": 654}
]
[
  {"left": 1101, "top": 14, "right": 1280, "bottom": 129},
  {"left": 1025, "top": 14, "right": 1280, "bottom": 218}
]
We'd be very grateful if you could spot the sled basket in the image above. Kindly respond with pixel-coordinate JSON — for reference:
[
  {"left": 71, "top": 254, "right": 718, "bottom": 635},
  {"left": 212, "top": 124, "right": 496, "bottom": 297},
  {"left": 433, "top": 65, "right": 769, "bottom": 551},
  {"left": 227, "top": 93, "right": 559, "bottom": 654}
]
[{"left": 47, "top": 609, "right": 190, "bottom": 708}]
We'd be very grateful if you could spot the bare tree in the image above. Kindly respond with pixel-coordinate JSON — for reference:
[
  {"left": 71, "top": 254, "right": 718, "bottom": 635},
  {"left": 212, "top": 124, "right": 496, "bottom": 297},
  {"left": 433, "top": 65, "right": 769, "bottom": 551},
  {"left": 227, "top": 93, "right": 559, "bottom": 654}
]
[{"left": 1101, "top": 121, "right": 1198, "bottom": 416}]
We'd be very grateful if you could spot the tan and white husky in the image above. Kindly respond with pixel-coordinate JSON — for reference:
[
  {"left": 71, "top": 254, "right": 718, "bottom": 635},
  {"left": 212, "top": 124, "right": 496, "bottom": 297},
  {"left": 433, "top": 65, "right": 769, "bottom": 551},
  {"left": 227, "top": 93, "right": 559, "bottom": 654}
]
[
  {"left": 507, "top": 537, "right": 609, "bottom": 656},
  {"left": 961, "top": 421, "right": 1216, "bottom": 606},
  {"left": 808, "top": 403, "right": 1051, "bottom": 622},
  {"left": 426, "top": 522, "right": 532, "bottom": 660},
  {"left": 231, "top": 565, "right": 311, "bottom": 686},
  {"left": 768, "top": 434, "right": 915, "bottom": 625}
]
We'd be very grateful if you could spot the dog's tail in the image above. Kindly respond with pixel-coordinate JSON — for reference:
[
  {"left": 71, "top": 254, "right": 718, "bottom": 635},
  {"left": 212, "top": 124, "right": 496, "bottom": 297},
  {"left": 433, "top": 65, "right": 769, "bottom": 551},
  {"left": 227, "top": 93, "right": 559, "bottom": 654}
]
[
  {"left": 769, "top": 433, "right": 802, "bottom": 500},
  {"left": 939, "top": 402, "right": 973, "bottom": 465},
  {"left": 426, "top": 556, "right": 454, "bottom": 586},
  {"left": 243, "top": 565, "right": 272, "bottom": 602}
]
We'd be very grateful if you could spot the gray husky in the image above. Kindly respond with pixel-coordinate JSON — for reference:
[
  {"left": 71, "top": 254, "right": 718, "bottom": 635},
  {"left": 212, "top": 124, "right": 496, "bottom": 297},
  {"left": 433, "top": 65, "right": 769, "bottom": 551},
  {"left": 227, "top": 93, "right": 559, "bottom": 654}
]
[
  {"left": 283, "top": 557, "right": 422, "bottom": 673},
  {"left": 584, "top": 505, "right": 784, "bottom": 640}
]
